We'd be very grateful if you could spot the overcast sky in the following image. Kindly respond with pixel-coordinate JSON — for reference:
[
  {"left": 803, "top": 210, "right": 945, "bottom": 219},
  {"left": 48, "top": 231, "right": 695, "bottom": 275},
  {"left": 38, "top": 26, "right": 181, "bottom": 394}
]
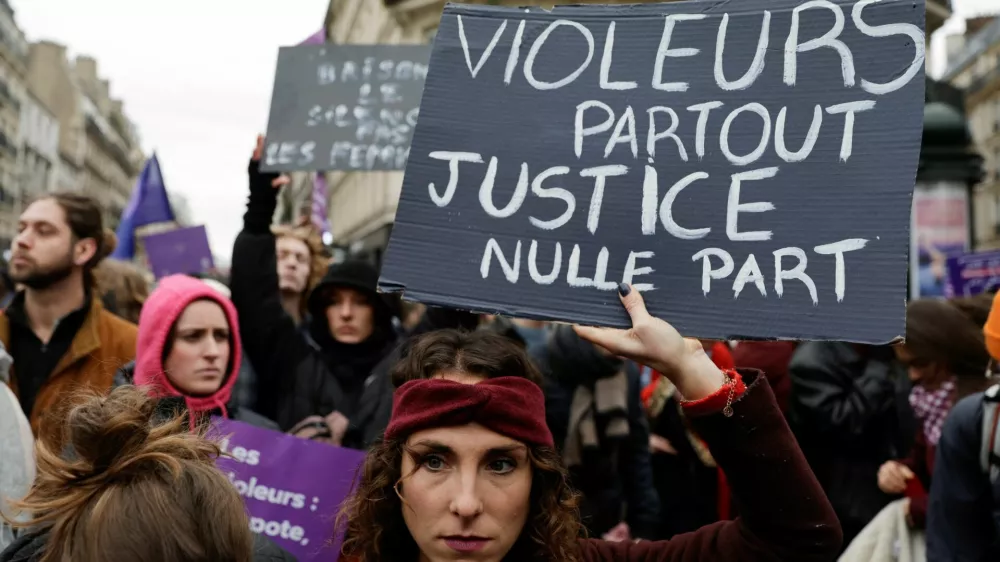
[
  {"left": 9, "top": 0, "right": 999, "bottom": 263},
  {"left": 11, "top": 0, "right": 329, "bottom": 265}
]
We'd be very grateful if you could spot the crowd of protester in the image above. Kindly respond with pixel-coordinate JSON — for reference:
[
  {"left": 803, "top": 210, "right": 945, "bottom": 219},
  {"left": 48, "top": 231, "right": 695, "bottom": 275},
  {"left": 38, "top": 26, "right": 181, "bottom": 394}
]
[{"left": 0, "top": 136, "right": 996, "bottom": 561}]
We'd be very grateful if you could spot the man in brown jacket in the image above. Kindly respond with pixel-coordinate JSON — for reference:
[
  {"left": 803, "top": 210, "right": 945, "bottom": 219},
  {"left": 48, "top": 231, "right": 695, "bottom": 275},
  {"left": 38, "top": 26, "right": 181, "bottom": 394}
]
[{"left": 0, "top": 193, "right": 137, "bottom": 444}]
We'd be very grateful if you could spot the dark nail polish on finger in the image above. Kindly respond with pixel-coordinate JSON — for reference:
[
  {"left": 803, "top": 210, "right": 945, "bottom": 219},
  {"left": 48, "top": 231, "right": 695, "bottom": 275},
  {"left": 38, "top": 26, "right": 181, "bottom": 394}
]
[{"left": 617, "top": 283, "right": 631, "bottom": 297}]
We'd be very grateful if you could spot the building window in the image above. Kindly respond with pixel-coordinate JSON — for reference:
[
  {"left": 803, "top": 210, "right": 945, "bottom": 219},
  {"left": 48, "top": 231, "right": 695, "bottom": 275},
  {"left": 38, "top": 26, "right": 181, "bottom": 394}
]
[{"left": 995, "top": 97, "right": 1000, "bottom": 134}]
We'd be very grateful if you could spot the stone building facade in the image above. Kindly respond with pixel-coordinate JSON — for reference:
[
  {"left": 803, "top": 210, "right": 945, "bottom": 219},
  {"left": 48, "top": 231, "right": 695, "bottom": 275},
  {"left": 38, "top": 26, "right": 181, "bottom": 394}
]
[
  {"left": 0, "top": 0, "right": 28, "bottom": 247},
  {"left": 73, "top": 55, "right": 143, "bottom": 230},
  {"left": 17, "top": 90, "right": 60, "bottom": 200},
  {"left": 25, "top": 43, "right": 143, "bottom": 232},
  {"left": 26, "top": 41, "right": 86, "bottom": 197},
  {"left": 0, "top": 1, "right": 144, "bottom": 250},
  {"left": 945, "top": 15, "right": 1000, "bottom": 248}
]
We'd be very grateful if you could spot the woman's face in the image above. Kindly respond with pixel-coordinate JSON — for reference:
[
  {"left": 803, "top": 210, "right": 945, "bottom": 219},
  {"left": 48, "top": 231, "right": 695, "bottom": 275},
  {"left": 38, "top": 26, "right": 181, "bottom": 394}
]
[
  {"left": 324, "top": 287, "right": 375, "bottom": 344},
  {"left": 399, "top": 373, "right": 532, "bottom": 562},
  {"left": 894, "top": 344, "right": 946, "bottom": 385},
  {"left": 164, "top": 300, "right": 231, "bottom": 396}
]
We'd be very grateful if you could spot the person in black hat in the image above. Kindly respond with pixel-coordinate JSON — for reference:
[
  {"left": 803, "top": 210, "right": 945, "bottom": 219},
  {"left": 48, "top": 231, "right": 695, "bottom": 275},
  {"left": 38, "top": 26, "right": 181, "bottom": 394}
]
[
  {"left": 307, "top": 260, "right": 395, "bottom": 349},
  {"left": 303, "top": 260, "right": 398, "bottom": 433},
  {"left": 230, "top": 136, "right": 479, "bottom": 447}
]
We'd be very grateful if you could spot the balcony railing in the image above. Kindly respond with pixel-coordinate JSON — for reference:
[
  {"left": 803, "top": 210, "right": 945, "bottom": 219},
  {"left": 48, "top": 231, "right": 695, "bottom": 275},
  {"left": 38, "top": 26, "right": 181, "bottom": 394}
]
[
  {"left": 0, "top": 22, "right": 29, "bottom": 66},
  {"left": 85, "top": 115, "right": 135, "bottom": 174},
  {"left": 110, "top": 113, "right": 132, "bottom": 145},
  {"left": 944, "top": 16, "right": 1000, "bottom": 81},
  {"left": 967, "top": 65, "right": 1000, "bottom": 99},
  {"left": 0, "top": 130, "right": 16, "bottom": 157},
  {"left": 0, "top": 79, "right": 19, "bottom": 113}
]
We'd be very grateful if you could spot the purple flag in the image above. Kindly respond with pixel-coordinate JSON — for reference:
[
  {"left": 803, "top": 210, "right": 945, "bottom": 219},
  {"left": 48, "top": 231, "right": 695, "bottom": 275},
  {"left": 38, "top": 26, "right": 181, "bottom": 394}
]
[
  {"left": 299, "top": 29, "right": 326, "bottom": 45},
  {"left": 312, "top": 172, "right": 330, "bottom": 234},
  {"left": 210, "top": 418, "right": 365, "bottom": 561},
  {"left": 111, "top": 154, "right": 175, "bottom": 260},
  {"left": 142, "top": 225, "right": 214, "bottom": 279}
]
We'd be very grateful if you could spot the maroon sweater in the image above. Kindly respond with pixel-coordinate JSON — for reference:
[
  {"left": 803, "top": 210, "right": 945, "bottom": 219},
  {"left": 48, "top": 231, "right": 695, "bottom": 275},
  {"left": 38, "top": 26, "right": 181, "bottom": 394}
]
[
  {"left": 578, "top": 370, "right": 842, "bottom": 562},
  {"left": 899, "top": 428, "right": 933, "bottom": 529}
]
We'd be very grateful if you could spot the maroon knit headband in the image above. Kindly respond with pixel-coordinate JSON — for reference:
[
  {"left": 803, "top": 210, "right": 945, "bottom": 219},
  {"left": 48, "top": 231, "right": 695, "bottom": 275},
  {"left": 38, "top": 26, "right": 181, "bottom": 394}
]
[{"left": 384, "top": 376, "right": 555, "bottom": 448}]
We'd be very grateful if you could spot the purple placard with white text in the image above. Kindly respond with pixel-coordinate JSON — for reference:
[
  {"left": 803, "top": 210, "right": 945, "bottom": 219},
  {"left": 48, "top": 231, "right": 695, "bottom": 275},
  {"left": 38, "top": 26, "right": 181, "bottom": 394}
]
[
  {"left": 945, "top": 250, "right": 1000, "bottom": 298},
  {"left": 209, "top": 417, "right": 366, "bottom": 561},
  {"left": 142, "top": 225, "right": 215, "bottom": 279}
]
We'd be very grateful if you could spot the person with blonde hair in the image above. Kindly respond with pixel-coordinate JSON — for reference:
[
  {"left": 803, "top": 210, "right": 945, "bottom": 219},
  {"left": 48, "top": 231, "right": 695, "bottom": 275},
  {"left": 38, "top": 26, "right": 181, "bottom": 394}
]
[
  {"left": 0, "top": 385, "right": 256, "bottom": 562},
  {"left": 93, "top": 258, "right": 151, "bottom": 324},
  {"left": 269, "top": 223, "right": 327, "bottom": 326}
]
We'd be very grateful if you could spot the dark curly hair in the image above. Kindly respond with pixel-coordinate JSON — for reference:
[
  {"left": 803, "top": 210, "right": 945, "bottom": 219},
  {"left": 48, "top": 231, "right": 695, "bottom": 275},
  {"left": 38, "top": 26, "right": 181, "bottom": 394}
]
[
  {"left": 337, "top": 330, "right": 584, "bottom": 562},
  {"left": 905, "top": 298, "right": 990, "bottom": 378},
  {"left": 905, "top": 297, "right": 993, "bottom": 398}
]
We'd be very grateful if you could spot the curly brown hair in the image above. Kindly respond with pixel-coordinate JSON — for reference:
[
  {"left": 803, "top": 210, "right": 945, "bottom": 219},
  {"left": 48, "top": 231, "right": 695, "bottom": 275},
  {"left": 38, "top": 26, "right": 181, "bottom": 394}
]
[
  {"left": 337, "top": 330, "right": 584, "bottom": 562},
  {"left": 905, "top": 297, "right": 990, "bottom": 377},
  {"left": 271, "top": 222, "right": 328, "bottom": 314}
]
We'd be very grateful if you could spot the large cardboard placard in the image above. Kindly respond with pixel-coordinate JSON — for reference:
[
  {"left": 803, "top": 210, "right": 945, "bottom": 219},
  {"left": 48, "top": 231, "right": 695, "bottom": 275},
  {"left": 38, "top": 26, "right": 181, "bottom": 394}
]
[
  {"left": 379, "top": 0, "right": 925, "bottom": 343},
  {"left": 262, "top": 45, "right": 431, "bottom": 172}
]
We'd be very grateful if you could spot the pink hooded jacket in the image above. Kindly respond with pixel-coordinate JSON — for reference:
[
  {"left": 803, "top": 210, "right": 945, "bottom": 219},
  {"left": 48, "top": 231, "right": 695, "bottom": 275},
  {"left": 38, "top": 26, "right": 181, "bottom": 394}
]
[{"left": 134, "top": 275, "right": 242, "bottom": 422}]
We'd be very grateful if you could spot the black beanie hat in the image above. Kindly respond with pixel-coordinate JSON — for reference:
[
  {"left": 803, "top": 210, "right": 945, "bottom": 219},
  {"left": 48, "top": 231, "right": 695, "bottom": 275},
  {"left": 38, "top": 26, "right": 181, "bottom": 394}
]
[{"left": 307, "top": 260, "right": 391, "bottom": 321}]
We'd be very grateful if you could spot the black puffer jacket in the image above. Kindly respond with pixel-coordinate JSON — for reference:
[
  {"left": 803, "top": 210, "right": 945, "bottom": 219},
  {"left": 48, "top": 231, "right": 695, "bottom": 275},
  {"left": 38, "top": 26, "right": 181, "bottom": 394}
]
[
  {"left": 788, "top": 341, "right": 916, "bottom": 546},
  {"left": 0, "top": 530, "right": 296, "bottom": 562}
]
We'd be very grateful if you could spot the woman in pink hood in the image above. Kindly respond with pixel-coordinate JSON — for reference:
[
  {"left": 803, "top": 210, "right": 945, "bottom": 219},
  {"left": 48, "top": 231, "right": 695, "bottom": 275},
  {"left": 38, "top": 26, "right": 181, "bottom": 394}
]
[{"left": 114, "top": 274, "right": 277, "bottom": 430}]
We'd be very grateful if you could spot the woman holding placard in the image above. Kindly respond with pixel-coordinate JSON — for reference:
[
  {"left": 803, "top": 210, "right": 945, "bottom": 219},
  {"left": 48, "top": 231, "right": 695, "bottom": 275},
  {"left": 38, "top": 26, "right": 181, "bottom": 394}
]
[{"left": 337, "top": 285, "right": 842, "bottom": 562}]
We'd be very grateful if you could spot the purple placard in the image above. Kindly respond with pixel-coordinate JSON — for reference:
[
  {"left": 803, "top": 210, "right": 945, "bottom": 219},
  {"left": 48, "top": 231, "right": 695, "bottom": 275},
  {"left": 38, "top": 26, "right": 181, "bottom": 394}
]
[
  {"left": 945, "top": 250, "right": 1000, "bottom": 298},
  {"left": 209, "top": 417, "right": 366, "bottom": 561},
  {"left": 142, "top": 225, "right": 215, "bottom": 279}
]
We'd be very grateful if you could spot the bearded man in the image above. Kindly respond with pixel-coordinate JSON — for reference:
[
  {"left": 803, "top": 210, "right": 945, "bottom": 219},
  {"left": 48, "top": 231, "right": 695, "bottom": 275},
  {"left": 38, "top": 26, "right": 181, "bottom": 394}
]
[{"left": 0, "top": 193, "right": 137, "bottom": 445}]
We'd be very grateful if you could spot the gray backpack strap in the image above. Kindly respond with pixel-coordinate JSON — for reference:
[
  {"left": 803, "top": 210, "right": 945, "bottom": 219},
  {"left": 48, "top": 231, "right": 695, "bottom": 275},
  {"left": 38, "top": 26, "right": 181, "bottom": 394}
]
[{"left": 981, "top": 384, "right": 1000, "bottom": 484}]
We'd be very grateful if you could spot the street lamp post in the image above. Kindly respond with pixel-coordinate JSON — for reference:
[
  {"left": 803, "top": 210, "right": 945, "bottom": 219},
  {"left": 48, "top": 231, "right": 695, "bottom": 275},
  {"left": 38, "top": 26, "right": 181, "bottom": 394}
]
[{"left": 909, "top": 99, "right": 984, "bottom": 299}]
